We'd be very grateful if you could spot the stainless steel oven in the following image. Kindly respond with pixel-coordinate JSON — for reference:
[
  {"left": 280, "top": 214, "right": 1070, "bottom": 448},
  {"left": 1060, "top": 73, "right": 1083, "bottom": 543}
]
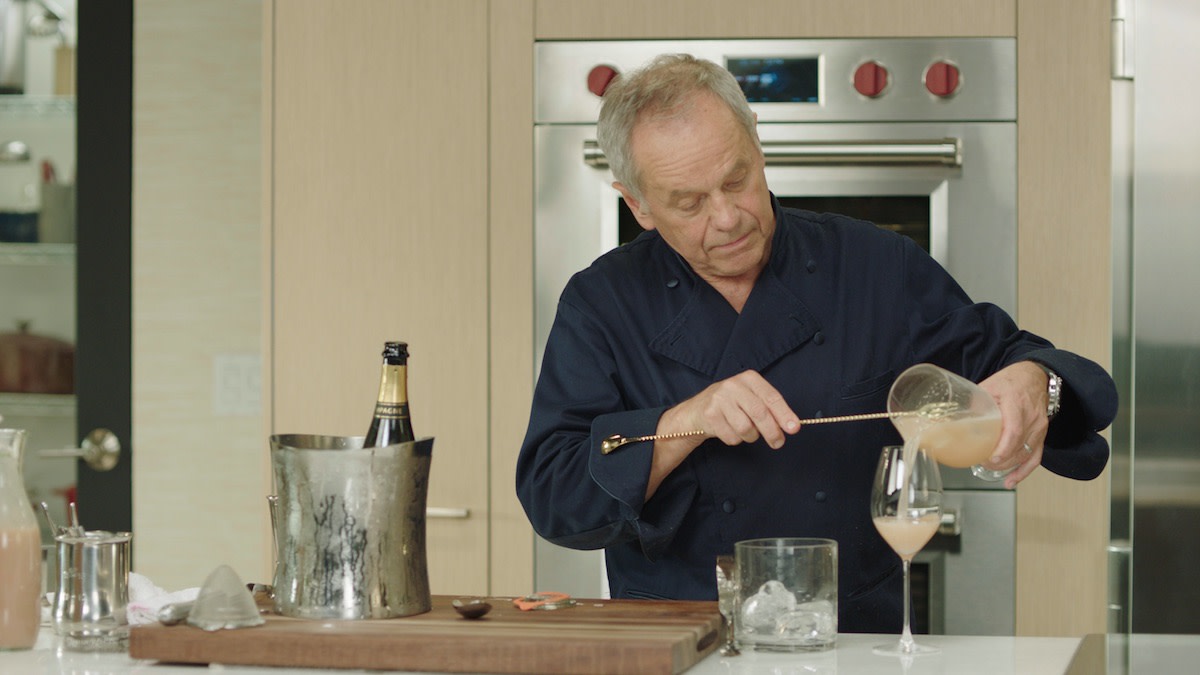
[{"left": 533, "top": 38, "right": 1017, "bottom": 636}]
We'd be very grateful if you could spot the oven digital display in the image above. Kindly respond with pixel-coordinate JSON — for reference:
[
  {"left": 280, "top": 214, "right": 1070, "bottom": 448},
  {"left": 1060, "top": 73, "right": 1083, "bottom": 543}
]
[{"left": 726, "top": 57, "right": 819, "bottom": 103}]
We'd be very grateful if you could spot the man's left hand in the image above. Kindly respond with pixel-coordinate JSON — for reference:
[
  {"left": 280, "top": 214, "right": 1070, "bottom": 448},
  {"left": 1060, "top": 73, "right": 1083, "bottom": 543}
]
[{"left": 977, "top": 361, "right": 1051, "bottom": 488}]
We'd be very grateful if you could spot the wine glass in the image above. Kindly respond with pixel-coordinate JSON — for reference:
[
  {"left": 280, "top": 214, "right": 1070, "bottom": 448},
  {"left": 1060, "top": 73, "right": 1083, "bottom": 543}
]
[
  {"left": 870, "top": 444, "right": 943, "bottom": 657},
  {"left": 715, "top": 555, "right": 740, "bottom": 656}
]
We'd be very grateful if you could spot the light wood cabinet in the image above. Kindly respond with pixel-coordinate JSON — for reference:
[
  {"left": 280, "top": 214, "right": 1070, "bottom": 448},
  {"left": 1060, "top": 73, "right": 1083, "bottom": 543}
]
[
  {"left": 534, "top": 0, "right": 1015, "bottom": 38},
  {"left": 1014, "top": 0, "right": 1111, "bottom": 636},
  {"left": 267, "top": 0, "right": 491, "bottom": 595}
]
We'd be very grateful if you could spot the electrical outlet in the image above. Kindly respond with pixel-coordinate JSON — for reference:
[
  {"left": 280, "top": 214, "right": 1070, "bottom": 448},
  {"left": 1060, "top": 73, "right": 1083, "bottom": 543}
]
[{"left": 213, "top": 353, "right": 261, "bottom": 416}]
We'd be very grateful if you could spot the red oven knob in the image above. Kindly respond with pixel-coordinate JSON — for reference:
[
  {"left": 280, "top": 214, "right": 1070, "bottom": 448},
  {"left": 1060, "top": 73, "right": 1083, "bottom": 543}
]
[
  {"left": 853, "top": 61, "right": 889, "bottom": 98},
  {"left": 924, "top": 60, "right": 961, "bottom": 98},
  {"left": 587, "top": 65, "right": 620, "bottom": 97}
]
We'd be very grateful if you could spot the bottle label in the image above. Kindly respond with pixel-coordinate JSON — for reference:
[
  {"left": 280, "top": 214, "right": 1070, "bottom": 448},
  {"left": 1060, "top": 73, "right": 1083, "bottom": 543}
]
[{"left": 373, "top": 402, "right": 411, "bottom": 420}]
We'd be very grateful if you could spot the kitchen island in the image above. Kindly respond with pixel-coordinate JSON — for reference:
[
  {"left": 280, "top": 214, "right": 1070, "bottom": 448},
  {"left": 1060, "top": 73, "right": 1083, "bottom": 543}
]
[{"left": 2, "top": 627, "right": 1090, "bottom": 674}]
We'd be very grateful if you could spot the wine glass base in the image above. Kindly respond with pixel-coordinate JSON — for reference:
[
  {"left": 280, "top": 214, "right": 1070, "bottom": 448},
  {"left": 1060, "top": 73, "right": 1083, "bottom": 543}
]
[{"left": 872, "top": 640, "right": 940, "bottom": 657}]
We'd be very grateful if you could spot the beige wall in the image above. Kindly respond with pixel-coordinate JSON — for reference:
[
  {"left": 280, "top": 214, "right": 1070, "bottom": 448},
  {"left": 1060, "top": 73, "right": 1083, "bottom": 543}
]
[{"left": 132, "top": 0, "right": 267, "bottom": 590}]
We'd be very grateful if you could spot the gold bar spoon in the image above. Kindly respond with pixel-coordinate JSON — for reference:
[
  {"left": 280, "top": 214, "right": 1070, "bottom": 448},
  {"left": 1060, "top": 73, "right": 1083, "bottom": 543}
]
[
  {"left": 601, "top": 429, "right": 707, "bottom": 455},
  {"left": 600, "top": 405, "right": 956, "bottom": 455}
]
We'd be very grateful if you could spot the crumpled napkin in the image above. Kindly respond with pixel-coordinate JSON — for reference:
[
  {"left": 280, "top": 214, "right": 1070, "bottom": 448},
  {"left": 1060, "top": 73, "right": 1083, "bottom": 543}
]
[{"left": 125, "top": 572, "right": 200, "bottom": 625}]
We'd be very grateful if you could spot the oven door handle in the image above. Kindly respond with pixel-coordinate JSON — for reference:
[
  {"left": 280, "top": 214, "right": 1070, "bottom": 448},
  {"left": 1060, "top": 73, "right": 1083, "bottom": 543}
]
[
  {"left": 939, "top": 509, "right": 961, "bottom": 537},
  {"left": 583, "top": 138, "right": 962, "bottom": 168}
]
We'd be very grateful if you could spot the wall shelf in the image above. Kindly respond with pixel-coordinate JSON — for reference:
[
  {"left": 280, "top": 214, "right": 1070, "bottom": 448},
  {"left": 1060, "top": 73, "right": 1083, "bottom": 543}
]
[
  {"left": 0, "top": 96, "right": 76, "bottom": 117},
  {"left": 0, "top": 242, "right": 75, "bottom": 266},
  {"left": 0, "top": 392, "right": 75, "bottom": 419}
]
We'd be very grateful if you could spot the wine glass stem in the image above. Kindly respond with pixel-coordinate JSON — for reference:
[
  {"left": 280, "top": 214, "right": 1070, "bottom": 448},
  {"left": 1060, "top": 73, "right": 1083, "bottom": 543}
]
[
  {"left": 900, "top": 558, "right": 915, "bottom": 652},
  {"left": 718, "top": 609, "right": 739, "bottom": 654}
]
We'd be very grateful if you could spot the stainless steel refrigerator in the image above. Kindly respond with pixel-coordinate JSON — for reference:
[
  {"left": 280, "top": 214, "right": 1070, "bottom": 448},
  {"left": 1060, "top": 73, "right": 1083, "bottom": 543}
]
[{"left": 1110, "top": 0, "right": 1200, "bottom": 634}]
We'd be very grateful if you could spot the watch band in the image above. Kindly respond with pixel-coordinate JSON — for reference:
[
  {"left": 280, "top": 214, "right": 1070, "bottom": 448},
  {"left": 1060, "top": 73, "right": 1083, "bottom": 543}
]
[{"left": 1037, "top": 364, "right": 1062, "bottom": 420}]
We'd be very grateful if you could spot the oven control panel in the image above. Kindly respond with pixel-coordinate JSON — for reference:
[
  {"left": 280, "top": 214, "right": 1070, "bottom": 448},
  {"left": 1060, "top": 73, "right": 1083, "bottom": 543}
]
[{"left": 537, "top": 38, "right": 1014, "bottom": 124}]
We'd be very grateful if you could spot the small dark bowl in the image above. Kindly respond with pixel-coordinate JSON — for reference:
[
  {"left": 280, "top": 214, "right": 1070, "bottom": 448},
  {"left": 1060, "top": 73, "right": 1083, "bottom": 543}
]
[{"left": 451, "top": 598, "right": 493, "bottom": 620}]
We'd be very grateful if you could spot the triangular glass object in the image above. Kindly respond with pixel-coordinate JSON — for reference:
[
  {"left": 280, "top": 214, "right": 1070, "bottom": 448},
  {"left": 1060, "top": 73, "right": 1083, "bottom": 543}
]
[{"left": 186, "top": 564, "right": 265, "bottom": 631}]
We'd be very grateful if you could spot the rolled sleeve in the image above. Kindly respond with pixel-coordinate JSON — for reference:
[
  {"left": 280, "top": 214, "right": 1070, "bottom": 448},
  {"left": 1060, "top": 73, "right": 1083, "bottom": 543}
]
[
  {"left": 516, "top": 296, "right": 698, "bottom": 558},
  {"left": 589, "top": 408, "right": 699, "bottom": 560},
  {"left": 1019, "top": 348, "right": 1118, "bottom": 480}
]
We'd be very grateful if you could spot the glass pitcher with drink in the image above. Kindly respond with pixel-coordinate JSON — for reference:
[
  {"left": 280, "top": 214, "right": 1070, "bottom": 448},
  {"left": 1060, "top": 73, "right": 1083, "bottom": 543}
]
[
  {"left": 0, "top": 428, "right": 41, "bottom": 651},
  {"left": 887, "top": 363, "right": 1011, "bottom": 479}
]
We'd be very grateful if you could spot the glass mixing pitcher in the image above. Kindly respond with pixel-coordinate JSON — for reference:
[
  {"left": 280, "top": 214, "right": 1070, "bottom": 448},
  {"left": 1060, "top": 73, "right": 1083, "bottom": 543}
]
[{"left": 887, "top": 364, "right": 1003, "bottom": 473}]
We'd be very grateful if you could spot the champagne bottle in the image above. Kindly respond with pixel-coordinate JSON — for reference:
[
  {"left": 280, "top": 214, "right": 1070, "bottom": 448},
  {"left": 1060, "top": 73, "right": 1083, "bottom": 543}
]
[{"left": 363, "top": 341, "right": 415, "bottom": 447}]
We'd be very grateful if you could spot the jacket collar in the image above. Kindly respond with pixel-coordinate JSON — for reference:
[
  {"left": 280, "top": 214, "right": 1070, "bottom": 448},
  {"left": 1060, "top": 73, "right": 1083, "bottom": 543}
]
[{"left": 648, "top": 196, "right": 819, "bottom": 378}]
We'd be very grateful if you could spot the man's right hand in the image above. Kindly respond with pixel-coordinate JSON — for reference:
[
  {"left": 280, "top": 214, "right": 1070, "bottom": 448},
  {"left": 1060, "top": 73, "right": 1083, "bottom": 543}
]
[
  {"left": 662, "top": 370, "right": 800, "bottom": 450},
  {"left": 644, "top": 371, "right": 801, "bottom": 501}
]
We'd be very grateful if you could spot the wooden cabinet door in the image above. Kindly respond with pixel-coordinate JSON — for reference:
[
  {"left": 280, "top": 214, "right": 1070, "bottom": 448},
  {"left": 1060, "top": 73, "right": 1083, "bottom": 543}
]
[{"left": 269, "top": 0, "right": 490, "bottom": 595}]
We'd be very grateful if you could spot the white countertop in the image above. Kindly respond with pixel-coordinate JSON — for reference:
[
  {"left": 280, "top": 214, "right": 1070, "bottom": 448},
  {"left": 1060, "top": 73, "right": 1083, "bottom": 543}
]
[
  {"left": 691, "top": 633, "right": 1081, "bottom": 674},
  {"left": 5, "top": 627, "right": 1087, "bottom": 674}
]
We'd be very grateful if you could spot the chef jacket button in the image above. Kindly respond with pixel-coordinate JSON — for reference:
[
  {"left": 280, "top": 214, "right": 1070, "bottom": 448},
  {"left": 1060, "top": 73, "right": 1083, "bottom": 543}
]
[
  {"left": 806, "top": 260, "right": 818, "bottom": 273},
  {"left": 814, "top": 491, "right": 827, "bottom": 502},
  {"left": 722, "top": 499, "right": 736, "bottom": 514},
  {"left": 813, "top": 331, "right": 825, "bottom": 345},
  {"left": 667, "top": 279, "right": 679, "bottom": 288}
]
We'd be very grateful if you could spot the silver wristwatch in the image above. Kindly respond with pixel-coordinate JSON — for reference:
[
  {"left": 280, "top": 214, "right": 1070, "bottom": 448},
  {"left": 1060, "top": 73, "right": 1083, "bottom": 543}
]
[{"left": 1037, "top": 364, "right": 1062, "bottom": 420}]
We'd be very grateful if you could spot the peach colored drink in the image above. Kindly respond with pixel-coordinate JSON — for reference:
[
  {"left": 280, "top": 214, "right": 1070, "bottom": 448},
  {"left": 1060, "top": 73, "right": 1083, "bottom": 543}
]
[
  {"left": 0, "top": 526, "right": 42, "bottom": 650},
  {"left": 915, "top": 413, "right": 1001, "bottom": 468},
  {"left": 873, "top": 514, "right": 940, "bottom": 561},
  {"left": 894, "top": 412, "right": 1001, "bottom": 469}
]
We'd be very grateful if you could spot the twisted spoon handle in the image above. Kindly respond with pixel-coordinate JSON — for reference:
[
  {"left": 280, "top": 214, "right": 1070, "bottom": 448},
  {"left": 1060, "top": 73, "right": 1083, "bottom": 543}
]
[
  {"left": 795, "top": 410, "right": 914, "bottom": 425},
  {"left": 600, "top": 410, "right": 919, "bottom": 455}
]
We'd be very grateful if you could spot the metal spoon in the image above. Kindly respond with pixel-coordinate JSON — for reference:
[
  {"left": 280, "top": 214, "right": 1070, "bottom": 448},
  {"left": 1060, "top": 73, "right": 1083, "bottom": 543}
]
[
  {"left": 39, "top": 501, "right": 65, "bottom": 536},
  {"left": 600, "top": 404, "right": 959, "bottom": 455},
  {"left": 67, "top": 501, "right": 84, "bottom": 536},
  {"left": 158, "top": 601, "right": 194, "bottom": 626},
  {"left": 792, "top": 408, "right": 955, "bottom": 426}
]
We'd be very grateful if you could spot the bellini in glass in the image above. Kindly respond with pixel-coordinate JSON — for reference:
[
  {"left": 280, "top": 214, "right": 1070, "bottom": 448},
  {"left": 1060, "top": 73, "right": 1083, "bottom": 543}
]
[{"left": 871, "top": 444, "right": 943, "bottom": 657}]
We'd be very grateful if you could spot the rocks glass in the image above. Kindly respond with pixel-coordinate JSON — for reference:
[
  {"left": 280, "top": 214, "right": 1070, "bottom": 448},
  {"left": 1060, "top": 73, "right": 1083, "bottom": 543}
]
[{"left": 734, "top": 537, "right": 838, "bottom": 652}]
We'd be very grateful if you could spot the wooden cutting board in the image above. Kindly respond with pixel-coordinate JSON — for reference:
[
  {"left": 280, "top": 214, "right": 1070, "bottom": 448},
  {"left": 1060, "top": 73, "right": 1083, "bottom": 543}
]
[{"left": 129, "top": 595, "right": 722, "bottom": 674}]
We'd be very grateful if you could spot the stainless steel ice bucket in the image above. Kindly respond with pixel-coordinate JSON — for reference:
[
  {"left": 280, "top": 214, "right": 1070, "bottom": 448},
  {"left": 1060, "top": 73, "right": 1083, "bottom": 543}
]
[{"left": 269, "top": 434, "right": 433, "bottom": 619}]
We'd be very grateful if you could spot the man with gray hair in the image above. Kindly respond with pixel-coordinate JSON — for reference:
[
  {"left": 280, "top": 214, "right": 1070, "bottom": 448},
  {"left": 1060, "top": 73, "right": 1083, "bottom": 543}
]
[{"left": 516, "top": 54, "right": 1115, "bottom": 632}]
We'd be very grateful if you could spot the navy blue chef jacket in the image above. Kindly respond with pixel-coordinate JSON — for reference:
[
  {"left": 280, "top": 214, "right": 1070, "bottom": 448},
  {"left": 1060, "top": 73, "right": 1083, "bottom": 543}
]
[{"left": 517, "top": 196, "right": 1117, "bottom": 633}]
